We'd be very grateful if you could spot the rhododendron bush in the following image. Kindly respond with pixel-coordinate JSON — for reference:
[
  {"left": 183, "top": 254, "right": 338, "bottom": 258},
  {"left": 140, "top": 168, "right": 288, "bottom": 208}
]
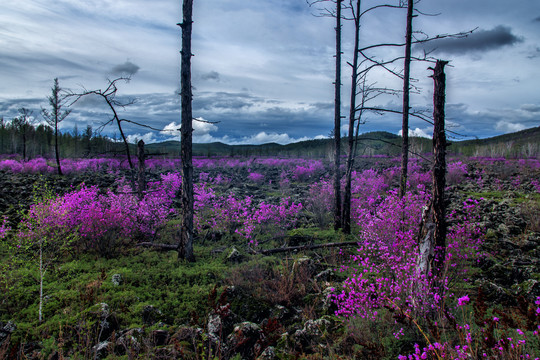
[{"left": 18, "top": 173, "right": 181, "bottom": 254}]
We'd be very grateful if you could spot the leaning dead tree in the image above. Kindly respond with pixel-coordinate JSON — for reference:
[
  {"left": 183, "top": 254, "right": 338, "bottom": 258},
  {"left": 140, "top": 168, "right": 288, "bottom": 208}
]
[
  {"left": 67, "top": 77, "right": 136, "bottom": 169},
  {"left": 417, "top": 59, "right": 448, "bottom": 292},
  {"left": 176, "top": 0, "right": 196, "bottom": 262}
]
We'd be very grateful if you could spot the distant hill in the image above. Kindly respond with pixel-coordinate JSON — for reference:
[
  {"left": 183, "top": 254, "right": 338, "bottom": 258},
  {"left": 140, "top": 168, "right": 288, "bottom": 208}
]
[{"left": 142, "top": 127, "right": 540, "bottom": 159}]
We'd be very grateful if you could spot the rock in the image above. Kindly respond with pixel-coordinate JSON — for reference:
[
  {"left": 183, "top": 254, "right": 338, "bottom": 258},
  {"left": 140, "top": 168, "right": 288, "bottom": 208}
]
[
  {"left": 111, "top": 273, "right": 122, "bottom": 286},
  {"left": 226, "top": 247, "right": 243, "bottom": 263},
  {"left": 92, "top": 341, "right": 110, "bottom": 360},
  {"left": 151, "top": 329, "right": 170, "bottom": 346},
  {"left": 142, "top": 305, "right": 162, "bottom": 326},
  {"left": 227, "top": 322, "right": 266, "bottom": 359},
  {"left": 257, "top": 346, "right": 277, "bottom": 360},
  {"left": 0, "top": 321, "right": 16, "bottom": 347},
  {"left": 116, "top": 328, "right": 142, "bottom": 354}
]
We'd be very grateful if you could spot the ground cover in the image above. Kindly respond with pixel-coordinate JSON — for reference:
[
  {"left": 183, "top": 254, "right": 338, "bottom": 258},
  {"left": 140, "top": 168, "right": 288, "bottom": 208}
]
[{"left": 0, "top": 155, "right": 539, "bottom": 359}]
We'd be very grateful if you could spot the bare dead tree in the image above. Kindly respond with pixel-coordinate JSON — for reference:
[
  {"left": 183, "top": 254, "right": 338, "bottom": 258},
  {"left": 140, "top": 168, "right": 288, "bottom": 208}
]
[
  {"left": 342, "top": 0, "right": 361, "bottom": 234},
  {"left": 176, "top": 0, "right": 195, "bottom": 262},
  {"left": 14, "top": 108, "right": 34, "bottom": 161},
  {"left": 417, "top": 60, "right": 448, "bottom": 295},
  {"left": 308, "top": 0, "right": 345, "bottom": 231},
  {"left": 353, "top": 1, "right": 472, "bottom": 197},
  {"left": 41, "top": 78, "right": 71, "bottom": 176},
  {"left": 66, "top": 77, "right": 136, "bottom": 169},
  {"left": 399, "top": 0, "right": 414, "bottom": 198},
  {"left": 333, "top": 0, "right": 344, "bottom": 231}
]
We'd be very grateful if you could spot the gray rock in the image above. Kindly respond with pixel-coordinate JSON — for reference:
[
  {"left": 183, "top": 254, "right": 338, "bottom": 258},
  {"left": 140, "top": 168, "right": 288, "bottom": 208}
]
[
  {"left": 0, "top": 321, "right": 16, "bottom": 347},
  {"left": 226, "top": 247, "right": 243, "bottom": 263},
  {"left": 92, "top": 341, "right": 110, "bottom": 360},
  {"left": 111, "top": 273, "right": 122, "bottom": 286}
]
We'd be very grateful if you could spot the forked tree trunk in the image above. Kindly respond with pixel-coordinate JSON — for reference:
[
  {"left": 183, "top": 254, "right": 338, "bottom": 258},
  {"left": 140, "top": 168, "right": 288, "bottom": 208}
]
[
  {"left": 178, "top": 0, "right": 195, "bottom": 262},
  {"left": 333, "top": 0, "right": 343, "bottom": 230},
  {"left": 399, "top": 0, "right": 413, "bottom": 198}
]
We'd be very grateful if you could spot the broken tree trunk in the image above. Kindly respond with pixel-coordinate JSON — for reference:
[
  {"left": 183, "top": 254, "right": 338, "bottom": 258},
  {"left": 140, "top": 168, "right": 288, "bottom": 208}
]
[
  {"left": 417, "top": 60, "right": 449, "bottom": 288},
  {"left": 177, "top": 0, "right": 195, "bottom": 262}
]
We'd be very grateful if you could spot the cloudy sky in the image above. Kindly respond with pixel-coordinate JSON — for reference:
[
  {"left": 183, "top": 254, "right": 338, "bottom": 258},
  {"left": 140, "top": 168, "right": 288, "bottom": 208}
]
[{"left": 1, "top": 0, "right": 539, "bottom": 144}]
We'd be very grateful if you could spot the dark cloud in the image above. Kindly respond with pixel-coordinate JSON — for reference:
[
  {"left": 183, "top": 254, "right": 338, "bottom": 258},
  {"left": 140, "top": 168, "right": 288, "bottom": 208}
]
[
  {"left": 416, "top": 25, "right": 523, "bottom": 55},
  {"left": 193, "top": 91, "right": 263, "bottom": 111},
  {"left": 200, "top": 71, "right": 220, "bottom": 81},
  {"left": 111, "top": 61, "right": 140, "bottom": 76},
  {"left": 521, "top": 104, "right": 540, "bottom": 112},
  {"left": 534, "top": 16, "right": 540, "bottom": 22}
]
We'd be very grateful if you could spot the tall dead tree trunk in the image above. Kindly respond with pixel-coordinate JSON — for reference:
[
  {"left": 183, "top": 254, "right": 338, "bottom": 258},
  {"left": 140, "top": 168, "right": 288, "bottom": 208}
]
[
  {"left": 177, "top": 0, "right": 195, "bottom": 262},
  {"left": 430, "top": 60, "right": 448, "bottom": 282},
  {"left": 343, "top": 0, "right": 361, "bottom": 234},
  {"left": 333, "top": 0, "right": 343, "bottom": 231},
  {"left": 417, "top": 60, "right": 448, "bottom": 291},
  {"left": 399, "top": 0, "right": 413, "bottom": 198}
]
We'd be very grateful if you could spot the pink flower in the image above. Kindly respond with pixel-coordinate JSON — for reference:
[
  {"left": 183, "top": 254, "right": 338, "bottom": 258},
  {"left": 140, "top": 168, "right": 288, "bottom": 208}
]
[{"left": 457, "top": 295, "right": 470, "bottom": 306}]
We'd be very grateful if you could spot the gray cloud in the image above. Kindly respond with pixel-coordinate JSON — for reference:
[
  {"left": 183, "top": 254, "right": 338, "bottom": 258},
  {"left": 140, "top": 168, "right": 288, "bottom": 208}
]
[
  {"left": 417, "top": 25, "right": 523, "bottom": 55},
  {"left": 111, "top": 61, "right": 140, "bottom": 76},
  {"left": 521, "top": 104, "right": 540, "bottom": 112},
  {"left": 200, "top": 71, "right": 220, "bottom": 81},
  {"left": 193, "top": 91, "right": 263, "bottom": 111}
]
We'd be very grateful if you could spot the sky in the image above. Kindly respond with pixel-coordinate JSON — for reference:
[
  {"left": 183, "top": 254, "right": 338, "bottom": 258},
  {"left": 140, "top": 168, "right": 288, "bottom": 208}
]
[{"left": 0, "top": 0, "right": 539, "bottom": 145}]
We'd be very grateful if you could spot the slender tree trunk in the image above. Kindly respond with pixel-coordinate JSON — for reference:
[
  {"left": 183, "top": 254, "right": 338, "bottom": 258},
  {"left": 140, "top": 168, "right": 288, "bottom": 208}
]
[
  {"left": 343, "top": 0, "right": 361, "bottom": 234},
  {"left": 431, "top": 60, "right": 448, "bottom": 282},
  {"left": 399, "top": 0, "right": 413, "bottom": 198},
  {"left": 137, "top": 140, "right": 146, "bottom": 200},
  {"left": 55, "top": 122, "right": 62, "bottom": 175},
  {"left": 178, "top": 0, "right": 195, "bottom": 262},
  {"left": 333, "top": 0, "right": 343, "bottom": 230}
]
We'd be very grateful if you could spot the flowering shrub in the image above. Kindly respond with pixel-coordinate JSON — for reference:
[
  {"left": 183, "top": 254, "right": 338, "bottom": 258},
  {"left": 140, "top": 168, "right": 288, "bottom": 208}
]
[
  {"left": 194, "top": 186, "right": 302, "bottom": 245},
  {"left": 332, "top": 187, "right": 485, "bottom": 321},
  {"left": 17, "top": 173, "right": 181, "bottom": 254},
  {"left": 292, "top": 160, "right": 324, "bottom": 181},
  {"left": 447, "top": 161, "right": 468, "bottom": 185},
  {"left": 0, "top": 217, "right": 10, "bottom": 239},
  {"left": 247, "top": 172, "right": 265, "bottom": 183}
]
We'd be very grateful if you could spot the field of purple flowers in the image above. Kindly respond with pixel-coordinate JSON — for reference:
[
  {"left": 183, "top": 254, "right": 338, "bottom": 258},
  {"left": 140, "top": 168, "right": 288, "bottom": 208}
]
[{"left": 0, "top": 155, "right": 539, "bottom": 359}]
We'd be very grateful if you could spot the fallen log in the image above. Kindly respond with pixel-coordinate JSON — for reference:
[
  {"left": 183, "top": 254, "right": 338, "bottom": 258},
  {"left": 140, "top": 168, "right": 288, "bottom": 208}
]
[{"left": 254, "top": 241, "right": 359, "bottom": 255}]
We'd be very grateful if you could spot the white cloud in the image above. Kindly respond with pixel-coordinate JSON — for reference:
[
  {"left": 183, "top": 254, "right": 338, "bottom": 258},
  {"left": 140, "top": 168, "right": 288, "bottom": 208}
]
[
  {"left": 161, "top": 118, "right": 218, "bottom": 138},
  {"left": 232, "top": 132, "right": 315, "bottom": 145},
  {"left": 397, "top": 128, "right": 432, "bottom": 139},
  {"left": 495, "top": 120, "right": 526, "bottom": 133},
  {"left": 126, "top": 132, "right": 157, "bottom": 144}
]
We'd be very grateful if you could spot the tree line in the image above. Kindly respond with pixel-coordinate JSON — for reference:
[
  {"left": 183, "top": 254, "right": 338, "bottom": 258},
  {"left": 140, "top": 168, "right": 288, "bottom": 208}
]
[{"left": 0, "top": 112, "right": 121, "bottom": 161}]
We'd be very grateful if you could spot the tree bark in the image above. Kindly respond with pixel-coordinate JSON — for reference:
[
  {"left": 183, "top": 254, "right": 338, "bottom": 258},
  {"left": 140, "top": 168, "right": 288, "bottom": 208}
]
[
  {"left": 333, "top": 0, "right": 343, "bottom": 230},
  {"left": 430, "top": 60, "right": 448, "bottom": 282},
  {"left": 343, "top": 0, "right": 361, "bottom": 234},
  {"left": 399, "top": 0, "right": 413, "bottom": 198},
  {"left": 178, "top": 0, "right": 195, "bottom": 262},
  {"left": 417, "top": 60, "right": 448, "bottom": 290}
]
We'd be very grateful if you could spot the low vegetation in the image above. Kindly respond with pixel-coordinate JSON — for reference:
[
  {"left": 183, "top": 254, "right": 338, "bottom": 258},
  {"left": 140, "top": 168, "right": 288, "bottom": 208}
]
[{"left": 0, "top": 154, "right": 539, "bottom": 359}]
